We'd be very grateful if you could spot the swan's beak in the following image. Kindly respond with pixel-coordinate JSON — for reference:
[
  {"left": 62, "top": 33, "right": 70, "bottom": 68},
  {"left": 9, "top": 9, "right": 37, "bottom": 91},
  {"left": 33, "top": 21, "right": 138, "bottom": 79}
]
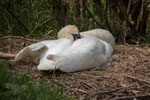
[{"left": 71, "top": 33, "right": 81, "bottom": 41}]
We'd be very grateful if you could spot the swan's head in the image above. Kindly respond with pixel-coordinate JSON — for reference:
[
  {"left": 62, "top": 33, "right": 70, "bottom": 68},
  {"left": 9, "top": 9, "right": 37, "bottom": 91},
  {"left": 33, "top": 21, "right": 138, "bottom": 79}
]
[
  {"left": 71, "top": 33, "right": 81, "bottom": 40},
  {"left": 57, "top": 25, "right": 79, "bottom": 40}
]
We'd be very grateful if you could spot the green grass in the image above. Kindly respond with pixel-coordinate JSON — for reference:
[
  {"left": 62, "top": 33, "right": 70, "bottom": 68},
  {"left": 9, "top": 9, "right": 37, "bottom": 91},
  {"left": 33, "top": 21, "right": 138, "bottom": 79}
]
[{"left": 0, "top": 61, "right": 72, "bottom": 100}]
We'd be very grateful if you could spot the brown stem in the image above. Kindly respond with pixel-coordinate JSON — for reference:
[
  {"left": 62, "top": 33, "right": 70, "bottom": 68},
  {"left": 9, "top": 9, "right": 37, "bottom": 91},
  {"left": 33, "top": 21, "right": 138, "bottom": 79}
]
[{"left": 83, "top": 3, "right": 104, "bottom": 28}]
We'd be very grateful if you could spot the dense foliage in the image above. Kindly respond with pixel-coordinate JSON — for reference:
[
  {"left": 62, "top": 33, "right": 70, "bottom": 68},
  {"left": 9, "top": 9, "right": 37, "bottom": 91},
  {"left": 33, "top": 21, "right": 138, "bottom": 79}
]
[
  {"left": 0, "top": 61, "right": 71, "bottom": 100},
  {"left": 0, "top": 0, "right": 150, "bottom": 43}
]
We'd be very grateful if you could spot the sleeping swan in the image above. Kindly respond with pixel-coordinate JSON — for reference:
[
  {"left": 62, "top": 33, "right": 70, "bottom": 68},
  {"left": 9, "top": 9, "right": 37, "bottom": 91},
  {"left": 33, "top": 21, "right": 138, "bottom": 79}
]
[
  {"left": 57, "top": 25, "right": 115, "bottom": 48},
  {"left": 15, "top": 33, "right": 113, "bottom": 72},
  {"left": 46, "top": 34, "right": 113, "bottom": 72},
  {"left": 15, "top": 26, "right": 114, "bottom": 72}
]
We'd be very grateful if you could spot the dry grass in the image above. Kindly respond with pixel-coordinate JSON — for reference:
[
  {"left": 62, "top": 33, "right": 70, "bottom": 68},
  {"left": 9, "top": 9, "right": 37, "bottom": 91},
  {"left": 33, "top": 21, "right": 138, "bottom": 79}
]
[{"left": 0, "top": 36, "right": 150, "bottom": 100}]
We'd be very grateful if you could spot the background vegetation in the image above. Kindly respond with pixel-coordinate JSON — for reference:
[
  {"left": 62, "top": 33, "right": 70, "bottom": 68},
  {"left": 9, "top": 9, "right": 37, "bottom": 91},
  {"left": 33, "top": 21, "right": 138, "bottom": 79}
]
[
  {"left": 0, "top": 0, "right": 150, "bottom": 43},
  {"left": 0, "top": 0, "right": 150, "bottom": 99},
  {"left": 0, "top": 61, "right": 71, "bottom": 100}
]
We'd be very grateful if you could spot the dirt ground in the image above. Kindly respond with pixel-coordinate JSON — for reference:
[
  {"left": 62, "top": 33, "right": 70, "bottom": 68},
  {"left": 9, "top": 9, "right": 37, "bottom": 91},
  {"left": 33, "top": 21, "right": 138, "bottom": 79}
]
[{"left": 0, "top": 36, "right": 150, "bottom": 100}]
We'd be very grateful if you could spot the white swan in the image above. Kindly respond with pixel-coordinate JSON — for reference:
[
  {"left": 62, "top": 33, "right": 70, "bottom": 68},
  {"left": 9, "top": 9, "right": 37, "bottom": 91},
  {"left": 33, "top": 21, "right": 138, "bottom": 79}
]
[
  {"left": 57, "top": 25, "right": 115, "bottom": 48},
  {"left": 47, "top": 34, "right": 113, "bottom": 72},
  {"left": 15, "top": 25, "right": 114, "bottom": 72}
]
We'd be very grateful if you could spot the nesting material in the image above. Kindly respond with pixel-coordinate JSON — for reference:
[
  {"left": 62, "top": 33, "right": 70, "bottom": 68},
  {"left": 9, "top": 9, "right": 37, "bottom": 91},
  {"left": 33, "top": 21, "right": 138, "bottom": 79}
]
[{"left": 0, "top": 37, "right": 150, "bottom": 99}]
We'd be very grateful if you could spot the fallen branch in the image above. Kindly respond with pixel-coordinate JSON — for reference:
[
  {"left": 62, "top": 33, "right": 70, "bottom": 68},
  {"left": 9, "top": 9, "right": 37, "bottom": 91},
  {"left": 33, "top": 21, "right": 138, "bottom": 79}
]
[
  {"left": 124, "top": 74, "right": 150, "bottom": 84},
  {"left": 111, "top": 94, "right": 150, "bottom": 100},
  {"left": 0, "top": 52, "right": 16, "bottom": 58}
]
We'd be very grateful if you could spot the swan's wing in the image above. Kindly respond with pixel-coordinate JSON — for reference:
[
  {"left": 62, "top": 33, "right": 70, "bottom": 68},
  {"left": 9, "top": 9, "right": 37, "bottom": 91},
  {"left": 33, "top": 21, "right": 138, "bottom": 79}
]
[
  {"left": 83, "top": 35, "right": 114, "bottom": 58},
  {"left": 15, "top": 39, "right": 69, "bottom": 61},
  {"left": 47, "top": 37, "right": 108, "bottom": 72},
  {"left": 36, "top": 39, "right": 73, "bottom": 70},
  {"left": 15, "top": 42, "right": 48, "bottom": 61},
  {"left": 14, "top": 39, "right": 62, "bottom": 61},
  {"left": 80, "top": 29, "right": 115, "bottom": 48}
]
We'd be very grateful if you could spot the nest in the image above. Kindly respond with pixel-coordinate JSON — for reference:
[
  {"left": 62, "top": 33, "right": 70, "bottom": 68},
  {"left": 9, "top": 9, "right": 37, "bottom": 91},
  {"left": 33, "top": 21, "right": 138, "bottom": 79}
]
[{"left": 0, "top": 36, "right": 150, "bottom": 100}]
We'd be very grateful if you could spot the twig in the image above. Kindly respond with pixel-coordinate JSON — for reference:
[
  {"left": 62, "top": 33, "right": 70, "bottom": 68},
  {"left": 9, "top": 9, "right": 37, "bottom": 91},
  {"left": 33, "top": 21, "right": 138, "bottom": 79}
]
[
  {"left": 65, "top": 85, "right": 89, "bottom": 94},
  {"left": 127, "top": 0, "right": 132, "bottom": 16},
  {"left": 94, "top": 88, "right": 122, "bottom": 96},
  {"left": 3, "top": 12, "right": 12, "bottom": 34},
  {"left": 77, "top": 79, "right": 97, "bottom": 90},
  {"left": 40, "top": 18, "right": 52, "bottom": 27},
  {"left": 0, "top": 52, "right": 16, "bottom": 58},
  {"left": 29, "top": 17, "right": 52, "bottom": 36},
  {"left": 70, "top": 88, "right": 88, "bottom": 94},
  {"left": 83, "top": 3, "right": 104, "bottom": 28},
  {"left": 110, "top": 94, "right": 150, "bottom": 100},
  {"left": 124, "top": 74, "right": 150, "bottom": 84},
  {"left": 29, "top": 16, "right": 43, "bottom": 35},
  {"left": 0, "top": 36, "right": 40, "bottom": 42},
  {"left": 53, "top": 79, "right": 88, "bottom": 94}
]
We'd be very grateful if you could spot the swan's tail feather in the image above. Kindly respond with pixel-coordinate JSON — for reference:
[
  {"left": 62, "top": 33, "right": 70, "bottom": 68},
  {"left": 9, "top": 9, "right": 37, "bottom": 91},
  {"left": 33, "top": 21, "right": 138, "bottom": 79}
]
[
  {"left": 15, "top": 47, "right": 30, "bottom": 61},
  {"left": 15, "top": 44, "right": 46, "bottom": 61},
  {"left": 37, "top": 60, "right": 56, "bottom": 70}
]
